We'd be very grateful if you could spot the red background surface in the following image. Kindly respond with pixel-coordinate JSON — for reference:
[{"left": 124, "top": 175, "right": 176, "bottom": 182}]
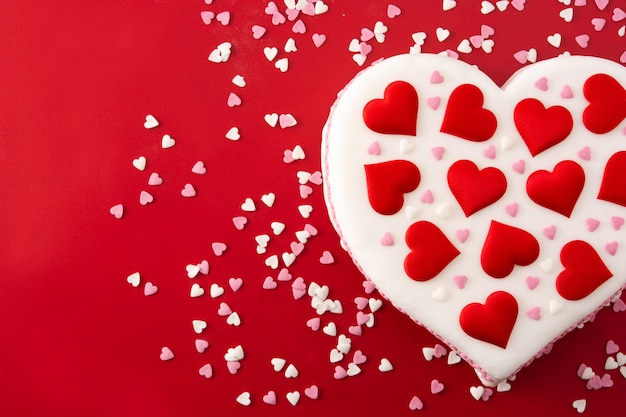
[{"left": 0, "top": 1, "right": 625, "bottom": 416}]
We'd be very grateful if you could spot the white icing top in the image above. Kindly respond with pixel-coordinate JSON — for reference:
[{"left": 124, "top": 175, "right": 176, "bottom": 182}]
[{"left": 322, "top": 53, "right": 626, "bottom": 384}]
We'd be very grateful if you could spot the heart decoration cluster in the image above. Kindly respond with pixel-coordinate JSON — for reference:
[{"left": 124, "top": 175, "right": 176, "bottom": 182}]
[{"left": 322, "top": 54, "right": 626, "bottom": 383}]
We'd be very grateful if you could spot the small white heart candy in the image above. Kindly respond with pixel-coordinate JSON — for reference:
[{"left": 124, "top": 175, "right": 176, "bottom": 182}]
[
  {"left": 605, "top": 356, "right": 619, "bottom": 370},
  {"left": 271, "top": 357, "right": 286, "bottom": 372},
  {"left": 285, "top": 37, "right": 297, "bottom": 53},
  {"left": 298, "top": 205, "right": 313, "bottom": 218},
  {"left": 126, "top": 272, "right": 141, "bottom": 287},
  {"left": 271, "top": 222, "right": 285, "bottom": 235},
  {"left": 572, "top": 399, "right": 586, "bottom": 413},
  {"left": 346, "top": 363, "right": 361, "bottom": 376},
  {"left": 348, "top": 38, "right": 360, "bottom": 53},
  {"left": 275, "top": 58, "right": 289, "bottom": 72},
  {"left": 378, "top": 358, "right": 393, "bottom": 372},
  {"left": 264, "top": 113, "right": 279, "bottom": 127},
  {"left": 161, "top": 134, "right": 175, "bottom": 148},
  {"left": 330, "top": 349, "right": 344, "bottom": 363},
  {"left": 436, "top": 27, "right": 450, "bottom": 42},
  {"left": 132, "top": 156, "right": 147, "bottom": 171},
  {"left": 369, "top": 298, "right": 383, "bottom": 312},
  {"left": 236, "top": 392, "right": 251, "bottom": 406},
  {"left": 261, "top": 193, "right": 276, "bottom": 207},
  {"left": 210, "top": 283, "right": 225, "bottom": 298},
  {"left": 322, "top": 322, "right": 337, "bottom": 336},
  {"left": 286, "top": 391, "right": 300, "bottom": 406},
  {"left": 192, "top": 319, "right": 207, "bottom": 334},
  {"left": 226, "top": 312, "right": 241, "bottom": 326},
  {"left": 496, "top": 380, "right": 511, "bottom": 392},
  {"left": 470, "top": 386, "right": 485, "bottom": 401},
  {"left": 190, "top": 283, "right": 205, "bottom": 298},
  {"left": 241, "top": 198, "right": 256, "bottom": 212},
  {"left": 186, "top": 264, "right": 200, "bottom": 278},
  {"left": 232, "top": 74, "right": 246, "bottom": 87},
  {"left": 143, "top": 115, "right": 159, "bottom": 129},
  {"left": 226, "top": 127, "right": 240, "bottom": 140},
  {"left": 265, "top": 255, "right": 279, "bottom": 269},
  {"left": 224, "top": 345, "right": 245, "bottom": 361},
  {"left": 447, "top": 351, "right": 462, "bottom": 365},
  {"left": 284, "top": 363, "right": 298, "bottom": 378}
]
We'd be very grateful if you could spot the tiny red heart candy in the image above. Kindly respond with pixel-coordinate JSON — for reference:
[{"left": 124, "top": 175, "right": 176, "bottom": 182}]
[
  {"left": 364, "top": 160, "right": 420, "bottom": 215},
  {"left": 460, "top": 291, "right": 518, "bottom": 349},
  {"left": 440, "top": 83, "right": 497, "bottom": 141},
  {"left": 363, "top": 81, "right": 418, "bottom": 136}
]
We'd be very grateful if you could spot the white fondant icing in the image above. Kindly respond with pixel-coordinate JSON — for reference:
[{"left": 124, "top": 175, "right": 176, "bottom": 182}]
[{"left": 322, "top": 54, "right": 626, "bottom": 383}]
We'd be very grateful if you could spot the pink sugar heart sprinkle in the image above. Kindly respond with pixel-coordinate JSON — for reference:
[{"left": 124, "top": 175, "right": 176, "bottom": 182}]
[
  {"left": 334, "top": 366, "right": 348, "bottom": 379},
  {"left": 578, "top": 146, "right": 591, "bottom": 161},
  {"left": 600, "top": 373, "right": 613, "bottom": 388},
  {"left": 430, "top": 70, "right": 444, "bottom": 84},
  {"left": 139, "top": 190, "right": 154, "bottom": 205},
  {"left": 229, "top": 277, "right": 243, "bottom": 292},
  {"left": 312, "top": 33, "right": 326, "bottom": 47},
  {"left": 506, "top": 203, "right": 518, "bottom": 217},
  {"left": 353, "top": 350, "right": 367, "bottom": 364},
  {"left": 511, "top": 159, "right": 525, "bottom": 174},
  {"left": 286, "top": 8, "right": 300, "bottom": 21},
  {"left": 300, "top": 184, "right": 313, "bottom": 198},
  {"left": 575, "top": 0, "right": 587, "bottom": 5},
  {"left": 218, "top": 302, "right": 232, "bottom": 316},
  {"left": 319, "top": 251, "right": 334, "bottom": 264},
  {"left": 309, "top": 171, "right": 323, "bottom": 185},
  {"left": 534, "top": 77, "right": 549, "bottom": 91},
  {"left": 291, "top": 241, "right": 305, "bottom": 255},
  {"left": 586, "top": 218, "right": 600, "bottom": 232},
  {"left": 148, "top": 172, "right": 163, "bottom": 186},
  {"left": 469, "top": 35, "right": 484, "bottom": 48},
  {"left": 560, "top": 85, "right": 574, "bottom": 99},
  {"left": 587, "top": 375, "right": 602, "bottom": 390},
  {"left": 272, "top": 11, "right": 286, "bottom": 25},
  {"left": 431, "top": 146, "right": 445, "bottom": 160},
  {"left": 227, "top": 361, "right": 241, "bottom": 374},
  {"left": 380, "top": 232, "right": 394, "bottom": 246},
  {"left": 611, "top": 216, "right": 625, "bottom": 230},
  {"left": 264, "top": 1, "right": 278, "bottom": 15},
  {"left": 453, "top": 275, "right": 467, "bottom": 289},
  {"left": 434, "top": 344, "right": 447, "bottom": 358},
  {"left": 513, "top": 50, "right": 528, "bottom": 64},
  {"left": 144, "top": 282, "right": 158, "bottom": 296},
  {"left": 215, "top": 11, "right": 230, "bottom": 25},
  {"left": 355, "top": 297, "right": 369, "bottom": 310},
  {"left": 349, "top": 325, "right": 363, "bottom": 336},
  {"left": 511, "top": 0, "right": 526, "bottom": 11},
  {"left": 363, "top": 280, "right": 376, "bottom": 294},
  {"left": 591, "top": 17, "right": 606, "bottom": 31},
  {"left": 181, "top": 184, "right": 196, "bottom": 197},
  {"left": 306, "top": 317, "right": 321, "bottom": 331},
  {"left": 283, "top": 149, "right": 295, "bottom": 163},
  {"left": 526, "top": 276, "right": 540, "bottom": 290},
  {"left": 483, "top": 144, "right": 496, "bottom": 159},
  {"left": 356, "top": 311, "right": 369, "bottom": 325},
  {"left": 277, "top": 268, "right": 292, "bottom": 281},
  {"left": 191, "top": 161, "right": 206, "bottom": 174},
  {"left": 263, "top": 276, "right": 278, "bottom": 290},
  {"left": 481, "top": 388, "right": 494, "bottom": 401},
  {"left": 527, "top": 306, "right": 541, "bottom": 320},
  {"left": 200, "top": 11, "right": 214, "bottom": 25},
  {"left": 109, "top": 204, "right": 124, "bottom": 219},
  {"left": 387, "top": 4, "right": 401, "bottom": 18},
  {"left": 543, "top": 225, "right": 556, "bottom": 240},
  {"left": 361, "top": 28, "right": 374, "bottom": 42},
  {"left": 360, "top": 42, "right": 373, "bottom": 56},
  {"left": 212, "top": 242, "right": 227, "bottom": 256},
  {"left": 304, "top": 385, "right": 319, "bottom": 400},
  {"left": 431, "top": 379, "right": 445, "bottom": 394},
  {"left": 160, "top": 347, "right": 174, "bottom": 361},
  {"left": 263, "top": 391, "right": 277, "bottom": 405},
  {"left": 198, "top": 363, "right": 213, "bottom": 378},
  {"left": 577, "top": 363, "right": 589, "bottom": 378},
  {"left": 409, "top": 396, "right": 424, "bottom": 411},
  {"left": 227, "top": 92, "right": 241, "bottom": 107},
  {"left": 456, "top": 229, "right": 469, "bottom": 243},
  {"left": 605, "top": 241, "right": 618, "bottom": 256},
  {"left": 252, "top": 25, "right": 267, "bottom": 39},
  {"left": 481, "top": 24, "right": 495, "bottom": 38},
  {"left": 195, "top": 339, "right": 209, "bottom": 353},
  {"left": 232, "top": 216, "right": 247, "bottom": 230},
  {"left": 427, "top": 96, "right": 441, "bottom": 110},
  {"left": 198, "top": 260, "right": 209, "bottom": 275},
  {"left": 620, "top": 51, "right": 626, "bottom": 64},
  {"left": 301, "top": 3, "right": 315, "bottom": 16},
  {"left": 420, "top": 190, "right": 434, "bottom": 204},
  {"left": 613, "top": 298, "right": 626, "bottom": 312},
  {"left": 595, "top": 0, "right": 609, "bottom": 11},
  {"left": 575, "top": 34, "right": 590, "bottom": 48},
  {"left": 292, "top": 19, "right": 306, "bottom": 34},
  {"left": 606, "top": 340, "right": 620, "bottom": 354},
  {"left": 613, "top": 8, "right": 626, "bottom": 22}
]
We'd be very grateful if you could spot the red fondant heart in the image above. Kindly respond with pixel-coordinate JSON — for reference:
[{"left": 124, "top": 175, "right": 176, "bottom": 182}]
[
  {"left": 556, "top": 240, "right": 613, "bottom": 301},
  {"left": 440, "top": 84, "right": 497, "bottom": 142},
  {"left": 598, "top": 151, "right": 626, "bottom": 208},
  {"left": 447, "top": 160, "right": 507, "bottom": 217},
  {"left": 404, "top": 221, "right": 460, "bottom": 281},
  {"left": 481, "top": 221, "right": 540, "bottom": 278},
  {"left": 514, "top": 98, "right": 573, "bottom": 156},
  {"left": 363, "top": 81, "right": 418, "bottom": 136},
  {"left": 459, "top": 291, "right": 518, "bottom": 349},
  {"left": 526, "top": 160, "right": 585, "bottom": 217},
  {"left": 364, "top": 160, "right": 420, "bottom": 215},
  {"left": 583, "top": 74, "right": 626, "bottom": 134}
]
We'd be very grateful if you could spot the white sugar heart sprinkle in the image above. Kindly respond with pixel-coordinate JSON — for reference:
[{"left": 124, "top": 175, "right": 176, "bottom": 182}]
[
  {"left": 547, "top": 33, "right": 562, "bottom": 48},
  {"left": 190, "top": 283, "right": 205, "bottom": 298},
  {"left": 224, "top": 345, "right": 245, "bottom": 361},
  {"left": 241, "top": 198, "right": 256, "bottom": 212},
  {"left": 264, "top": 113, "right": 279, "bottom": 127},
  {"left": 284, "top": 363, "right": 298, "bottom": 378},
  {"left": 161, "top": 134, "right": 175, "bottom": 148},
  {"left": 436, "top": 27, "right": 450, "bottom": 42},
  {"left": 226, "top": 312, "right": 241, "bottom": 326},
  {"left": 572, "top": 399, "right": 586, "bottom": 413},
  {"left": 265, "top": 255, "right": 279, "bottom": 269},
  {"left": 186, "top": 264, "right": 200, "bottom": 278},
  {"left": 323, "top": 322, "right": 337, "bottom": 336},
  {"left": 443, "top": 0, "right": 457, "bottom": 11},
  {"left": 192, "top": 319, "right": 207, "bottom": 334},
  {"left": 261, "top": 193, "right": 276, "bottom": 207},
  {"left": 126, "top": 272, "right": 140, "bottom": 287},
  {"left": 271, "top": 222, "right": 285, "bottom": 235},
  {"left": 210, "top": 283, "right": 225, "bottom": 298},
  {"left": 232, "top": 74, "right": 246, "bottom": 87},
  {"left": 286, "top": 391, "right": 300, "bottom": 406},
  {"left": 225, "top": 127, "right": 240, "bottom": 140},
  {"left": 132, "top": 156, "right": 147, "bottom": 171},
  {"left": 378, "top": 358, "right": 393, "bottom": 372},
  {"left": 275, "top": 58, "right": 289, "bottom": 72},
  {"left": 481, "top": 1, "right": 496, "bottom": 14},
  {"left": 470, "top": 386, "right": 485, "bottom": 401},
  {"left": 346, "top": 363, "right": 361, "bottom": 376},
  {"left": 236, "top": 392, "right": 251, "bottom": 406},
  {"left": 271, "top": 357, "right": 286, "bottom": 372},
  {"left": 143, "top": 114, "right": 159, "bottom": 129},
  {"left": 447, "top": 351, "right": 462, "bottom": 365},
  {"left": 496, "top": 380, "right": 511, "bottom": 392},
  {"left": 298, "top": 205, "right": 313, "bottom": 218},
  {"left": 285, "top": 37, "right": 297, "bottom": 53}
]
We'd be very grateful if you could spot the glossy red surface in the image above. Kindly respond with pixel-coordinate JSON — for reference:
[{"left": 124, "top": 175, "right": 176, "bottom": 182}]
[{"left": 0, "top": 1, "right": 624, "bottom": 416}]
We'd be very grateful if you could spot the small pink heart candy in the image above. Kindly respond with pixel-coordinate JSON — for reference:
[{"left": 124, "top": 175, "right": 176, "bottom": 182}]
[
  {"left": 362, "top": 280, "right": 376, "bottom": 294},
  {"left": 232, "top": 216, "right": 247, "bottom": 230},
  {"left": 578, "top": 146, "right": 591, "bottom": 161},
  {"left": 380, "top": 232, "right": 394, "bottom": 246},
  {"left": 360, "top": 28, "right": 374, "bottom": 42},
  {"left": 334, "top": 366, "right": 348, "bottom": 379},
  {"left": 506, "top": 203, "right": 518, "bottom": 217},
  {"left": 481, "top": 24, "right": 495, "bottom": 38},
  {"left": 605, "top": 241, "right": 618, "bottom": 256},
  {"left": 368, "top": 141, "right": 381, "bottom": 155},
  {"left": 387, "top": 4, "right": 401, "bottom": 18},
  {"left": 218, "top": 302, "right": 232, "bottom": 316},
  {"left": 586, "top": 218, "right": 600, "bottom": 232},
  {"left": 434, "top": 344, "right": 447, "bottom": 358},
  {"left": 512, "top": 159, "right": 525, "bottom": 174},
  {"left": 139, "top": 191, "right": 154, "bottom": 205},
  {"left": 430, "top": 70, "right": 444, "bottom": 84},
  {"left": 312, "top": 33, "right": 326, "bottom": 47},
  {"left": 431, "top": 146, "right": 445, "bottom": 160},
  {"left": 144, "top": 282, "right": 158, "bottom": 296},
  {"left": 229, "top": 277, "right": 243, "bottom": 292},
  {"left": 252, "top": 25, "right": 267, "bottom": 39},
  {"left": 212, "top": 242, "right": 227, "bottom": 256},
  {"left": 285, "top": 8, "right": 300, "bottom": 21},
  {"left": 198, "top": 260, "right": 209, "bottom": 275},
  {"left": 300, "top": 184, "right": 313, "bottom": 198},
  {"left": 534, "top": 77, "right": 548, "bottom": 91},
  {"left": 511, "top": 0, "right": 525, "bottom": 11},
  {"left": 160, "top": 347, "right": 174, "bottom": 361},
  {"left": 606, "top": 340, "right": 620, "bottom": 354},
  {"left": 283, "top": 149, "right": 295, "bottom": 163},
  {"left": 306, "top": 317, "right": 321, "bottom": 331},
  {"left": 263, "top": 276, "right": 278, "bottom": 290},
  {"left": 456, "top": 229, "right": 469, "bottom": 243},
  {"left": 227, "top": 361, "right": 241, "bottom": 374},
  {"left": 575, "top": 34, "right": 590, "bottom": 48},
  {"left": 348, "top": 325, "right": 363, "bottom": 336},
  {"left": 420, "top": 190, "right": 434, "bottom": 204},
  {"left": 356, "top": 311, "right": 369, "bottom": 325},
  {"left": 613, "top": 298, "right": 626, "bottom": 312},
  {"left": 227, "top": 92, "right": 241, "bottom": 107},
  {"left": 215, "top": 11, "right": 230, "bottom": 25},
  {"left": 469, "top": 35, "right": 484, "bottom": 48},
  {"left": 200, "top": 11, "right": 214, "bottom": 25},
  {"left": 543, "top": 225, "right": 556, "bottom": 240},
  {"left": 354, "top": 297, "right": 369, "bottom": 310},
  {"left": 453, "top": 275, "right": 467, "bottom": 289},
  {"left": 319, "top": 251, "right": 334, "bottom": 264},
  {"left": 304, "top": 385, "right": 319, "bottom": 399},
  {"left": 527, "top": 306, "right": 541, "bottom": 320},
  {"left": 526, "top": 276, "right": 540, "bottom": 290},
  {"left": 109, "top": 204, "right": 124, "bottom": 219},
  {"left": 181, "top": 184, "right": 196, "bottom": 197},
  {"left": 430, "top": 379, "right": 444, "bottom": 394},
  {"left": 292, "top": 19, "right": 306, "bottom": 34},
  {"left": 198, "top": 363, "right": 213, "bottom": 378},
  {"left": 264, "top": 2, "right": 278, "bottom": 15},
  {"left": 595, "top": 0, "right": 609, "bottom": 11},
  {"left": 591, "top": 17, "right": 606, "bottom": 31},
  {"left": 263, "top": 391, "right": 277, "bottom": 405},
  {"left": 427, "top": 96, "right": 441, "bottom": 110},
  {"left": 195, "top": 339, "right": 209, "bottom": 353},
  {"left": 611, "top": 216, "right": 624, "bottom": 230},
  {"left": 301, "top": 3, "right": 315, "bottom": 16},
  {"left": 409, "top": 396, "right": 423, "bottom": 411},
  {"left": 271, "top": 12, "right": 286, "bottom": 25},
  {"left": 353, "top": 350, "right": 367, "bottom": 364},
  {"left": 277, "top": 268, "right": 292, "bottom": 281},
  {"left": 192, "top": 161, "right": 206, "bottom": 174},
  {"left": 483, "top": 144, "right": 496, "bottom": 159},
  {"left": 513, "top": 50, "right": 528, "bottom": 64}
]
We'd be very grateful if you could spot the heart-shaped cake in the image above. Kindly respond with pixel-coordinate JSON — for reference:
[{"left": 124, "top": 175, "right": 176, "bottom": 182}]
[{"left": 322, "top": 54, "right": 626, "bottom": 385}]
